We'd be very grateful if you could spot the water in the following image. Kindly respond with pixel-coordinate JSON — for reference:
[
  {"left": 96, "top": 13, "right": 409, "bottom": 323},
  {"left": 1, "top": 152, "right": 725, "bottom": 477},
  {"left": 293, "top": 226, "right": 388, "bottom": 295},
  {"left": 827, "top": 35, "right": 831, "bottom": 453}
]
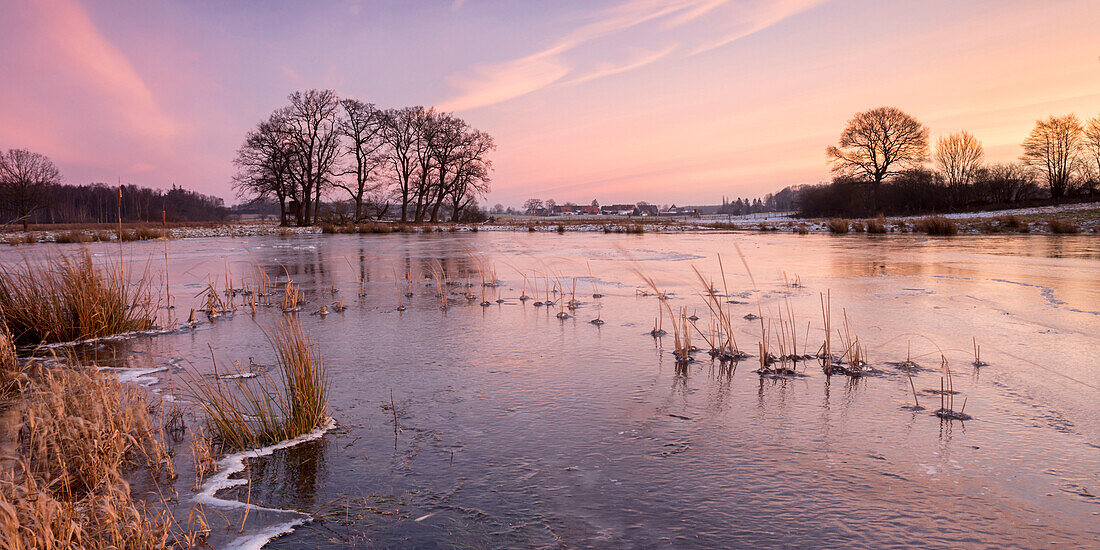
[{"left": 6, "top": 231, "right": 1099, "bottom": 548}]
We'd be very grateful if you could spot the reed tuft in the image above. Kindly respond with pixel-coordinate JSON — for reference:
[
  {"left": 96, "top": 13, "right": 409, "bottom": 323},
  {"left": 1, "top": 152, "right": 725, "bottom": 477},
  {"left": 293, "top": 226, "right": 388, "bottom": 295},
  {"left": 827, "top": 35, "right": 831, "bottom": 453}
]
[
  {"left": 186, "top": 316, "right": 328, "bottom": 450},
  {"left": 0, "top": 251, "right": 155, "bottom": 346}
]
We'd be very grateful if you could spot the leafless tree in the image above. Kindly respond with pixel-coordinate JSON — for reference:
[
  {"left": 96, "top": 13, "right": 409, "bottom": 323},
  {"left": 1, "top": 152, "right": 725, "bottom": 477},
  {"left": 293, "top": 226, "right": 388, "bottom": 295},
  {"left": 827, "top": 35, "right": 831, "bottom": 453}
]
[
  {"left": 935, "top": 131, "right": 984, "bottom": 187},
  {"left": 278, "top": 89, "right": 341, "bottom": 225},
  {"left": 447, "top": 130, "right": 495, "bottom": 221},
  {"left": 523, "top": 199, "right": 543, "bottom": 213},
  {"left": 0, "top": 149, "right": 62, "bottom": 229},
  {"left": 380, "top": 106, "right": 423, "bottom": 222},
  {"left": 1082, "top": 115, "right": 1100, "bottom": 196},
  {"left": 826, "top": 106, "right": 929, "bottom": 210},
  {"left": 411, "top": 108, "right": 440, "bottom": 222},
  {"left": 1021, "top": 114, "right": 1083, "bottom": 201},
  {"left": 233, "top": 115, "right": 295, "bottom": 225},
  {"left": 335, "top": 99, "right": 387, "bottom": 222}
]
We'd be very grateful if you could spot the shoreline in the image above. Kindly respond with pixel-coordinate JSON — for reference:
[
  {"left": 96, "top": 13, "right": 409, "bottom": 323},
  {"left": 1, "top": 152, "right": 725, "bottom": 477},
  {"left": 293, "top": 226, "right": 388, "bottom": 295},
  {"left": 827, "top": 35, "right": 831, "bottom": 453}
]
[{"left": 1, "top": 201, "right": 1097, "bottom": 243}]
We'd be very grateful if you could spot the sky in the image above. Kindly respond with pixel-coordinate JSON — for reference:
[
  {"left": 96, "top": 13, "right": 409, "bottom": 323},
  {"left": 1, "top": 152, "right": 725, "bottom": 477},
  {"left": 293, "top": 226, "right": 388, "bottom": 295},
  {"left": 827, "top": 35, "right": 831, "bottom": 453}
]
[{"left": 1, "top": 0, "right": 1099, "bottom": 207}]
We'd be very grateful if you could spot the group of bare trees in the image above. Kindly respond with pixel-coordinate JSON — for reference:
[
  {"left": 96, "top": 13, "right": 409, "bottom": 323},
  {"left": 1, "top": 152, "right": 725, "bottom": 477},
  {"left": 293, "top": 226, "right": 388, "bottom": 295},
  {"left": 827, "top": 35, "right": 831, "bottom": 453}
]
[
  {"left": 0, "top": 149, "right": 62, "bottom": 230},
  {"left": 233, "top": 90, "right": 495, "bottom": 226},
  {"left": 801, "top": 106, "right": 1100, "bottom": 216}
]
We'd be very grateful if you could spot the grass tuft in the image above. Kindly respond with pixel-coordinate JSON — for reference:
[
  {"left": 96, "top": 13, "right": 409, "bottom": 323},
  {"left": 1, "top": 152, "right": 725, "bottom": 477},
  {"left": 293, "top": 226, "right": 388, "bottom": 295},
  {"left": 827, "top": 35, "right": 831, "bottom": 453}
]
[
  {"left": 0, "top": 251, "right": 155, "bottom": 345},
  {"left": 826, "top": 219, "right": 850, "bottom": 234},
  {"left": 186, "top": 316, "right": 328, "bottom": 450},
  {"left": 1047, "top": 219, "right": 1078, "bottom": 234},
  {"left": 914, "top": 216, "right": 958, "bottom": 235}
]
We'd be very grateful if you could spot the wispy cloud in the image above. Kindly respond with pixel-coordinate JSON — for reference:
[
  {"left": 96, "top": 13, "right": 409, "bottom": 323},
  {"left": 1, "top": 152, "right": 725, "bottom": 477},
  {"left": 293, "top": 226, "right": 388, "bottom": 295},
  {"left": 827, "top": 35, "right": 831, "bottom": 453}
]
[
  {"left": 36, "top": 0, "right": 176, "bottom": 138},
  {"left": 438, "top": 0, "right": 821, "bottom": 111}
]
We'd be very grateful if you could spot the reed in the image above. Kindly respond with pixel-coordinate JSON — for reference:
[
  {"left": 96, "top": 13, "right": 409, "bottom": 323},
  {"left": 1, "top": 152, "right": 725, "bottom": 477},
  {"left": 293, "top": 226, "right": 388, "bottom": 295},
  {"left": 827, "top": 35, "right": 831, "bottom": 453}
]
[
  {"left": 865, "top": 218, "right": 888, "bottom": 234},
  {"left": 1047, "top": 219, "right": 1078, "bottom": 234},
  {"left": 972, "top": 337, "right": 987, "bottom": 367},
  {"left": 0, "top": 363, "right": 202, "bottom": 548},
  {"left": 0, "top": 251, "right": 155, "bottom": 345},
  {"left": 186, "top": 317, "right": 328, "bottom": 450},
  {"left": 996, "top": 215, "right": 1028, "bottom": 232},
  {"left": 935, "top": 354, "right": 970, "bottom": 420},
  {"left": 0, "top": 322, "right": 19, "bottom": 399},
  {"left": 914, "top": 216, "right": 958, "bottom": 235},
  {"left": 826, "top": 219, "right": 850, "bottom": 234}
]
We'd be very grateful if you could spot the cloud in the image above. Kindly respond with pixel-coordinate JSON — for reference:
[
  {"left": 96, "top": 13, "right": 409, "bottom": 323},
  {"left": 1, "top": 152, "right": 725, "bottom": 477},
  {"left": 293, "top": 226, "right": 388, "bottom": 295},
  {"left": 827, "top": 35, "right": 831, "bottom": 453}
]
[
  {"left": 690, "top": 0, "right": 825, "bottom": 55},
  {"left": 437, "top": 0, "right": 822, "bottom": 111},
  {"left": 34, "top": 0, "right": 177, "bottom": 139},
  {"left": 564, "top": 44, "right": 679, "bottom": 86}
]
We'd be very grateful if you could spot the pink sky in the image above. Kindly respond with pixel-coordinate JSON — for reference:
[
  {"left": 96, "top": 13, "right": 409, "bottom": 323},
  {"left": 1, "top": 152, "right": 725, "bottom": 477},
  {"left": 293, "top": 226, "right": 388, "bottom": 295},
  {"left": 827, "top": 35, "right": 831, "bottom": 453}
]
[{"left": 1, "top": 0, "right": 1098, "bottom": 206}]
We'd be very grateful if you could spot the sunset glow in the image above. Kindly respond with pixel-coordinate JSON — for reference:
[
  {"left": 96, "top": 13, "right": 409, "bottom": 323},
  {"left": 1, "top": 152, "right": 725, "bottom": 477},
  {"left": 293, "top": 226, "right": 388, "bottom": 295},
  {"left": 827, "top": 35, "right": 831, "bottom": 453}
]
[{"left": 2, "top": 0, "right": 1098, "bottom": 205}]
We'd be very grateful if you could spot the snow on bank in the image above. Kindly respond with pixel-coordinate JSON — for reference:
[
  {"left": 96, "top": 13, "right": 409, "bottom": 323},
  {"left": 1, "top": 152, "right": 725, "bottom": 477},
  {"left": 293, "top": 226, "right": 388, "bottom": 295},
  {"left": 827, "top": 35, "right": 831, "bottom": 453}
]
[{"left": 195, "top": 417, "right": 337, "bottom": 550}]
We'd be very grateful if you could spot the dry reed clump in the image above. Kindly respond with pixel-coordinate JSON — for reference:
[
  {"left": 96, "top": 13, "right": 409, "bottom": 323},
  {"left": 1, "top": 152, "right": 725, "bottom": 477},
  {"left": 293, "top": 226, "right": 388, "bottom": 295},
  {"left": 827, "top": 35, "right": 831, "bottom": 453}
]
[
  {"left": 849, "top": 220, "right": 865, "bottom": 233},
  {"left": 186, "top": 317, "right": 328, "bottom": 450},
  {"left": 0, "top": 324, "right": 19, "bottom": 399},
  {"left": 1047, "top": 219, "right": 1078, "bottom": 234},
  {"left": 996, "top": 215, "right": 1028, "bottom": 232},
  {"left": 0, "top": 366, "right": 204, "bottom": 548},
  {"left": 356, "top": 222, "right": 394, "bottom": 234},
  {"left": 4, "top": 234, "right": 37, "bottom": 246},
  {"left": 118, "top": 227, "right": 166, "bottom": 241},
  {"left": 914, "top": 216, "right": 958, "bottom": 235},
  {"left": 826, "top": 219, "right": 850, "bottom": 234},
  {"left": 54, "top": 231, "right": 93, "bottom": 244},
  {"left": 0, "top": 251, "right": 155, "bottom": 346},
  {"left": 865, "top": 218, "right": 887, "bottom": 234},
  {"left": 794, "top": 224, "right": 809, "bottom": 235}
]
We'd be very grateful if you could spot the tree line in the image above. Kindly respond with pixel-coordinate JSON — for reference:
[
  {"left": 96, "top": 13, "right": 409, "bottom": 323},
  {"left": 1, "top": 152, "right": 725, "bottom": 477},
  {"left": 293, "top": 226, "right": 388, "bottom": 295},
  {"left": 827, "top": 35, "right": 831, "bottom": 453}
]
[
  {"left": 794, "top": 107, "right": 1100, "bottom": 217},
  {"left": 233, "top": 89, "right": 495, "bottom": 226},
  {"left": 0, "top": 148, "right": 229, "bottom": 228}
]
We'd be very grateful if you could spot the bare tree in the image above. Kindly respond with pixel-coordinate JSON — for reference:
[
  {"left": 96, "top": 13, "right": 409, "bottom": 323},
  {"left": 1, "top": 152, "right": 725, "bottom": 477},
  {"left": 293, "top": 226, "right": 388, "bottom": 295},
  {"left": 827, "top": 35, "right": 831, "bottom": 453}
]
[
  {"left": 1021, "top": 114, "right": 1083, "bottom": 201},
  {"left": 279, "top": 89, "right": 341, "bottom": 225},
  {"left": 380, "top": 106, "right": 423, "bottom": 222},
  {"left": 447, "top": 130, "right": 495, "bottom": 222},
  {"left": 410, "top": 108, "right": 440, "bottom": 222},
  {"left": 523, "top": 199, "right": 543, "bottom": 213},
  {"left": 233, "top": 115, "right": 295, "bottom": 225},
  {"left": 1082, "top": 115, "right": 1100, "bottom": 197},
  {"left": 335, "top": 99, "right": 387, "bottom": 222},
  {"left": 0, "top": 149, "right": 62, "bottom": 229},
  {"left": 826, "top": 106, "right": 929, "bottom": 210},
  {"left": 935, "top": 131, "right": 984, "bottom": 187}
]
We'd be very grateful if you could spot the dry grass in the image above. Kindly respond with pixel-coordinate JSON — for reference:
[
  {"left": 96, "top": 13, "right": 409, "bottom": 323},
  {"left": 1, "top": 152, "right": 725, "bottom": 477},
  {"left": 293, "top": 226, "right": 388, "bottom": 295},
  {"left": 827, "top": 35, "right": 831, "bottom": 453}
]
[
  {"left": 996, "top": 215, "right": 1029, "bottom": 233},
  {"left": 0, "top": 252, "right": 155, "bottom": 346},
  {"left": 118, "top": 227, "right": 166, "bottom": 241},
  {"left": 0, "top": 364, "right": 206, "bottom": 549},
  {"left": 0, "top": 324, "right": 19, "bottom": 400},
  {"left": 914, "top": 216, "right": 958, "bottom": 235},
  {"left": 826, "top": 219, "right": 850, "bottom": 234},
  {"left": 186, "top": 317, "right": 328, "bottom": 450},
  {"left": 1047, "top": 219, "right": 1079, "bottom": 234},
  {"left": 865, "top": 218, "right": 887, "bottom": 234}
]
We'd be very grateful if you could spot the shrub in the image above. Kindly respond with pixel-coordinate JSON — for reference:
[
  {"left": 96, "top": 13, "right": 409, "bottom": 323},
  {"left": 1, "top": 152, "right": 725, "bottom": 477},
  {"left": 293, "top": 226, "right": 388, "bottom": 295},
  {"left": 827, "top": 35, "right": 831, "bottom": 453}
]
[
  {"left": 914, "top": 216, "right": 958, "bottom": 235},
  {"left": 997, "top": 215, "right": 1028, "bottom": 232}
]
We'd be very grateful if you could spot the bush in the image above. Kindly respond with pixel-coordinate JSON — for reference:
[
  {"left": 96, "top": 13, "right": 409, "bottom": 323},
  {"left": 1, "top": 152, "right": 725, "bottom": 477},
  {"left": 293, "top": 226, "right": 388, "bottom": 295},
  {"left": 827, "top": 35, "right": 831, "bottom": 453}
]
[{"left": 914, "top": 216, "right": 958, "bottom": 235}]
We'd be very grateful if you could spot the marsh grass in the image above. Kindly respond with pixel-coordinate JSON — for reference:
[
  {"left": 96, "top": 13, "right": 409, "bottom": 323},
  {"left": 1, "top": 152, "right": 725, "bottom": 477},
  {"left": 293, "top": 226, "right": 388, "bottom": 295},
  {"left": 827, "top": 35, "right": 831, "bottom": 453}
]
[
  {"left": 1047, "top": 219, "right": 1078, "bottom": 234},
  {"left": 826, "top": 219, "right": 850, "bottom": 234},
  {"left": 865, "top": 218, "right": 888, "bottom": 234},
  {"left": 0, "top": 362, "right": 207, "bottom": 548},
  {"left": 914, "top": 216, "right": 958, "bottom": 235},
  {"left": 0, "top": 251, "right": 155, "bottom": 346},
  {"left": 186, "top": 317, "right": 328, "bottom": 450}
]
